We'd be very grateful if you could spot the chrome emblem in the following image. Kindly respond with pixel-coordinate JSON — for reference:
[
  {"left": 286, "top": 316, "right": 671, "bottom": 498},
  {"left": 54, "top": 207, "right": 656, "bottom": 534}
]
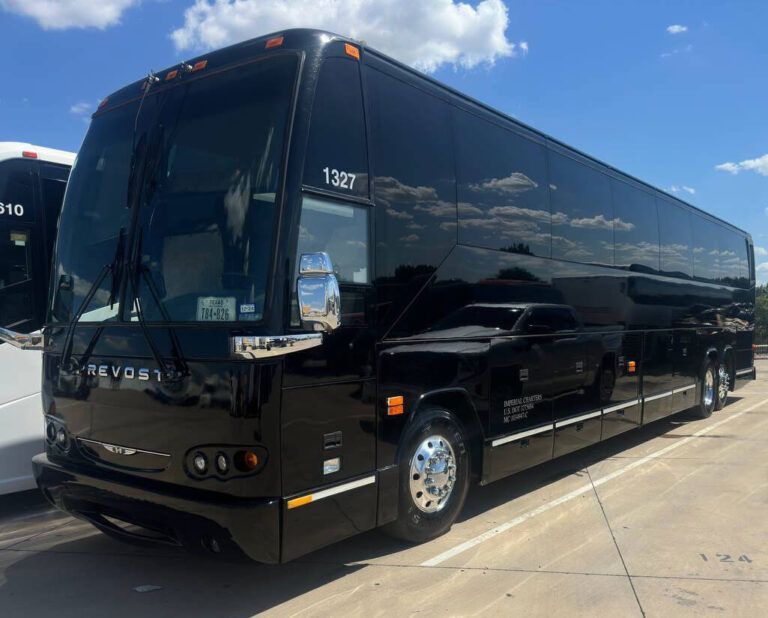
[{"left": 103, "top": 444, "right": 138, "bottom": 456}]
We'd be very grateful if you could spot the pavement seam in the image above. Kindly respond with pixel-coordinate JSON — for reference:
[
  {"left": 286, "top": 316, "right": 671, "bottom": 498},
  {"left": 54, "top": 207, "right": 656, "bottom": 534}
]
[
  {"left": 586, "top": 466, "right": 646, "bottom": 617},
  {"left": 0, "top": 520, "right": 73, "bottom": 551}
]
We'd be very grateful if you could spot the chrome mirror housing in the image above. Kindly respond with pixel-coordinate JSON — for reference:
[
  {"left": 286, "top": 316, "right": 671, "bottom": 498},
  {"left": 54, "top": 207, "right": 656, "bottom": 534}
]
[
  {"left": 0, "top": 327, "right": 44, "bottom": 351},
  {"left": 298, "top": 252, "right": 341, "bottom": 333}
]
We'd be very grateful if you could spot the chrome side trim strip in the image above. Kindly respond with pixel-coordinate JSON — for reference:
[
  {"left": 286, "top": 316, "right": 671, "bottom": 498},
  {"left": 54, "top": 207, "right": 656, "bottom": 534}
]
[
  {"left": 603, "top": 399, "right": 640, "bottom": 414},
  {"left": 672, "top": 384, "right": 696, "bottom": 394},
  {"left": 77, "top": 437, "right": 171, "bottom": 458},
  {"left": 736, "top": 368, "right": 754, "bottom": 376},
  {"left": 308, "top": 475, "right": 376, "bottom": 502},
  {"left": 232, "top": 333, "right": 322, "bottom": 359},
  {"left": 643, "top": 391, "right": 673, "bottom": 403},
  {"left": 555, "top": 409, "right": 602, "bottom": 428},
  {"left": 491, "top": 424, "right": 553, "bottom": 447}
]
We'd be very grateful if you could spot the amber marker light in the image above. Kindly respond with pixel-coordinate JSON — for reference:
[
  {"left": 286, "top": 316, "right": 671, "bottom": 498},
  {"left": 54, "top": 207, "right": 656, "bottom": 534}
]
[
  {"left": 628, "top": 361, "right": 637, "bottom": 374},
  {"left": 387, "top": 395, "right": 404, "bottom": 416},
  {"left": 265, "top": 36, "right": 284, "bottom": 49},
  {"left": 165, "top": 69, "right": 178, "bottom": 81},
  {"left": 345, "top": 43, "right": 360, "bottom": 60},
  {"left": 191, "top": 59, "right": 208, "bottom": 72},
  {"left": 22, "top": 151, "right": 38, "bottom": 159}
]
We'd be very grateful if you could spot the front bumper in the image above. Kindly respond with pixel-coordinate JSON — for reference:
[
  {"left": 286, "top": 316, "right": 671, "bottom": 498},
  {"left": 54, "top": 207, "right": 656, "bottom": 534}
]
[{"left": 33, "top": 453, "right": 280, "bottom": 563}]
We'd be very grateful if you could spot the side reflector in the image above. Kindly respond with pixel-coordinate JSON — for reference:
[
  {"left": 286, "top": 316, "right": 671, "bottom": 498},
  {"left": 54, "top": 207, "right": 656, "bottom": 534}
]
[
  {"left": 345, "top": 43, "right": 360, "bottom": 60},
  {"left": 387, "top": 395, "right": 404, "bottom": 416},
  {"left": 266, "top": 36, "right": 284, "bottom": 49},
  {"left": 628, "top": 361, "right": 637, "bottom": 374},
  {"left": 287, "top": 495, "right": 312, "bottom": 510},
  {"left": 165, "top": 69, "right": 178, "bottom": 81},
  {"left": 22, "top": 151, "right": 38, "bottom": 159},
  {"left": 192, "top": 60, "right": 208, "bottom": 72}
]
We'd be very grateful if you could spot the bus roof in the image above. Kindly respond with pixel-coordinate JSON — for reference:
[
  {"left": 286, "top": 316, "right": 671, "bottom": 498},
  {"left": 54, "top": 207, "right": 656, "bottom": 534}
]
[{"left": 0, "top": 142, "right": 75, "bottom": 167}]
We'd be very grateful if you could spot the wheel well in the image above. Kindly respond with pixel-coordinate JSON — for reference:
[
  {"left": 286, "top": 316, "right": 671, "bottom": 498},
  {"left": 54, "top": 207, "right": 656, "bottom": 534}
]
[{"left": 414, "top": 390, "right": 484, "bottom": 481}]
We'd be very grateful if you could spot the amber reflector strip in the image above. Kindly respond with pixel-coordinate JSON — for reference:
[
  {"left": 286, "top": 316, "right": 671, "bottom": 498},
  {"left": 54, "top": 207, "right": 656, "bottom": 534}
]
[
  {"left": 287, "top": 495, "right": 313, "bottom": 510},
  {"left": 266, "top": 36, "right": 284, "bottom": 49},
  {"left": 345, "top": 43, "right": 360, "bottom": 60}
]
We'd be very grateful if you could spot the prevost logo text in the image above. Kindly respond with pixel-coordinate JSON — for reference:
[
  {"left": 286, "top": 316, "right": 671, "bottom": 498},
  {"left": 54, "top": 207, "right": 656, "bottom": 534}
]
[{"left": 83, "top": 364, "right": 166, "bottom": 382}]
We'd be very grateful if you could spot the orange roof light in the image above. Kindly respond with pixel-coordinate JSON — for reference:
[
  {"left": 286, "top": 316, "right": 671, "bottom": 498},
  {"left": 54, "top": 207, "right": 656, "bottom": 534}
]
[
  {"left": 98, "top": 98, "right": 109, "bottom": 108},
  {"left": 191, "top": 59, "right": 208, "bottom": 72},
  {"left": 266, "top": 36, "right": 284, "bottom": 49},
  {"left": 165, "top": 69, "right": 178, "bottom": 81},
  {"left": 22, "top": 151, "right": 38, "bottom": 159},
  {"left": 345, "top": 43, "right": 360, "bottom": 60}
]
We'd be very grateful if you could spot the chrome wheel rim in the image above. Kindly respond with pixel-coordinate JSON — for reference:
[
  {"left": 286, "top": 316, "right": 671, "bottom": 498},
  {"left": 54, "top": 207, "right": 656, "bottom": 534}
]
[
  {"left": 718, "top": 366, "right": 729, "bottom": 403},
  {"left": 703, "top": 367, "right": 715, "bottom": 407},
  {"left": 409, "top": 434, "right": 457, "bottom": 514}
]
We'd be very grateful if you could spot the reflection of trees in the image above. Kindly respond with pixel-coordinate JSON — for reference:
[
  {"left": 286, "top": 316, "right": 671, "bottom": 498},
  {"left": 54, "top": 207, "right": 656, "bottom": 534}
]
[
  {"left": 500, "top": 243, "right": 533, "bottom": 256},
  {"left": 496, "top": 267, "right": 542, "bottom": 282}
]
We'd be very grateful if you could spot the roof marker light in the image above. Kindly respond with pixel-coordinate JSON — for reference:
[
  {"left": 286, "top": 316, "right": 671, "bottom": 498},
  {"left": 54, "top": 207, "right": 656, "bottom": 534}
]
[
  {"left": 345, "top": 43, "right": 360, "bottom": 60},
  {"left": 165, "top": 69, "right": 178, "bottom": 81},
  {"left": 265, "top": 36, "right": 284, "bottom": 49},
  {"left": 22, "top": 151, "right": 38, "bottom": 159},
  {"left": 98, "top": 98, "right": 109, "bottom": 108},
  {"left": 191, "top": 59, "right": 208, "bottom": 72}
]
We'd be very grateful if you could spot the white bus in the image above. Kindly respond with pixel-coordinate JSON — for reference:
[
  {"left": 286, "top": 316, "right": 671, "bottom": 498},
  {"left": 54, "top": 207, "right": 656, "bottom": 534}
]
[{"left": 0, "top": 143, "right": 75, "bottom": 494}]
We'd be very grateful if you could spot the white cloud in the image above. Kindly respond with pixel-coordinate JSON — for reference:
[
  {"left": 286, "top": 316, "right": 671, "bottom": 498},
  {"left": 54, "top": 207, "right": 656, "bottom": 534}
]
[
  {"left": 754, "top": 246, "right": 767, "bottom": 257},
  {"left": 69, "top": 101, "right": 93, "bottom": 116},
  {"left": 666, "top": 24, "right": 688, "bottom": 34},
  {"left": 715, "top": 154, "right": 768, "bottom": 177},
  {"left": 0, "top": 0, "right": 140, "bottom": 30},
  {"left": 670, "top": 185, "right": 696, "bottom": 195},
  {"left": 170, "top": 0, "right": 522, "bottom": 73}
]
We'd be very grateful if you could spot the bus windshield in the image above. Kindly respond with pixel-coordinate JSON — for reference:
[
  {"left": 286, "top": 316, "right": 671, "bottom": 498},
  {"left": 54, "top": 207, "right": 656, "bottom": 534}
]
[{"left": 51, "top": 54, "right": 298, "bottom": 324}]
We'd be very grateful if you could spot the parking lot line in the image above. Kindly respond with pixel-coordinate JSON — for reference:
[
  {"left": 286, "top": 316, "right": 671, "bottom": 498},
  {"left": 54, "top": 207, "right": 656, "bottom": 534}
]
[{"left": 421, "top": 396, "right": 768, "bottom": 567}]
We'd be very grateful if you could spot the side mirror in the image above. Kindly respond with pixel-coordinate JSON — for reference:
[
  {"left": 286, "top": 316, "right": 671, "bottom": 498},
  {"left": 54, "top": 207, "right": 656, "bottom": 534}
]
[{"left": 297, "top": 252, "right": 341, "bottom": 333}]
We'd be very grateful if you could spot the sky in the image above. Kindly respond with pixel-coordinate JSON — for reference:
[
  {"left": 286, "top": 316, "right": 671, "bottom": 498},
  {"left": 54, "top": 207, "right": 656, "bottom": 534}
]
[{"left": 1, "top": 0, "right": 766, "bottom": 282}]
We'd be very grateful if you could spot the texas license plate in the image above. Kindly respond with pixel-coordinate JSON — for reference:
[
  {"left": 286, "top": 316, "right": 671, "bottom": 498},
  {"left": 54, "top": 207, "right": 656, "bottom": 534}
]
[{"left": 196, "top": 296, "right": 236, "bottom": 321}]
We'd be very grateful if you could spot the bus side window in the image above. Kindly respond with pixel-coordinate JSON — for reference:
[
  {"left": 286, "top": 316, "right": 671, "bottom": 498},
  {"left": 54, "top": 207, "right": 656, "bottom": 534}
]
[
  {"left": 303, "top": 57, "right": 368, "bottom": 197},
  {"left": 39, "top": 163, "right": 71, "bottom": 266}
]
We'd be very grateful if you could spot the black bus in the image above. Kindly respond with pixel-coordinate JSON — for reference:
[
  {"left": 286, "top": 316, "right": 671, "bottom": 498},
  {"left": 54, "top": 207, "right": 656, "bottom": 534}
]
[{"left": 10, "top": 30, "right": 755, "bottom": 563}]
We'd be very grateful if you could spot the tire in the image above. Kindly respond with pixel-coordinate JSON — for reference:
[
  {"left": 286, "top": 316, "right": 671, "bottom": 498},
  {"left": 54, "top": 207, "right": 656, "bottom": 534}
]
[
  {"left": 714, "top": 362, "right": 730, "bottom": 411},
  {"left": 691, "top": 360, "right": 717, "bottom": 419},
  {"left": 383, "top": 408, "right": 470, "bottom": 543}
]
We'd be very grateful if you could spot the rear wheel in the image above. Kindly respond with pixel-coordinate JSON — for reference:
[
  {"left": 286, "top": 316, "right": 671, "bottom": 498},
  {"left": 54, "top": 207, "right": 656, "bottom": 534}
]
[
  {"left": 383, "top": 408, "right": 470, "bottom": 543},
  {"left": 715, "top": 363, "right": 730, "bottom": 410},
  {"left": 691, "top": 360, "right": 716, "bottom": 419}
]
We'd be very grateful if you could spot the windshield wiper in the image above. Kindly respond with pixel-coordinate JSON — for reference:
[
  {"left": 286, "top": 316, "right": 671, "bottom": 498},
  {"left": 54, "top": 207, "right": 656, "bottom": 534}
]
[
  {"left": 127, "top": 229, "right": 189, "bottom": 381},
  {"left": 60, "top": 227, "right": 126, "bottom": 370}
]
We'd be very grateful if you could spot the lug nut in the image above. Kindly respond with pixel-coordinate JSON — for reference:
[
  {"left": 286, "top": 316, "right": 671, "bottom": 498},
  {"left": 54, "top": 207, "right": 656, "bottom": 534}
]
[{"left": 192, "top": 452, "right": 208, "bottom": 474}]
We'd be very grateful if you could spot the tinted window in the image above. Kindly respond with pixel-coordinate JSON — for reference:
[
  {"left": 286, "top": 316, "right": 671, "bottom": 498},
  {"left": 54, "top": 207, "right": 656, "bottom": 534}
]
[
  {"left": 692, "top": 215, "right": 720, "bottom": 283},
  {"left": 304, "top": 57, "right": 368, "bottom": 197},
  {"left": 525, "top": 307, "right": 577, "bottom": 332},
  {"left": 0, "top": 159, "right": 35, "bottom": 224},
  {"left": 658, "top": 201, "right": 692, "bottom": 278},
  {"left": 40, "top": 163, "right": 70, "bottom": 266},
  {"left": 548, "top": 151, "right": 613, "bottom": 265},
  {"left": 455, "top": 110, "right": 550, "bottom": 257},
  {"left": 0, "top": 227, "right": 31, "bottom": 289},
  {"left": 719, "top": 230, "right": 748, "bottom": 287},
  {"left": 611, "top": 180, "right": 659, "bottom": 272},
  {"left": 366, "top": 66, "right": 455, "bottom": 285},
  {"left": 296, "top": 196, "right": 370, "bottom": 284}
]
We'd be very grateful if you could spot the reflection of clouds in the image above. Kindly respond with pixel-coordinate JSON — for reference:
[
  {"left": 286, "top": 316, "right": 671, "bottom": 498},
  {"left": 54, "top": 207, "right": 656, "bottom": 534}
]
[
  {"left": 615, "top": 241, "right": 660, "bottom": 268},
  {"left": 376, "top": 176, "right": 440, "bottom": 205},
  {"left": 414, "top": 201, "right": 458, "bottom": 217},
  {"left": 399, "top": 234, "right": 420, "bottom": 242},
  {"left": 223, "top": 170, "right": 250, "bottom": 242},
  {"left": 470, "top": 172, "right": 538, "bottom": 194},
  {"left": 386, "top": 208, "right": 413, "bottom": 220},
  {"left": 567, "top": 213, "right": 634, "bottom": 231},
  {"left": 487, "top": 205, "right": 550, "bottom": 222},
  {"left": 406, "top": 223, "right": 425, "bottom": 230}
]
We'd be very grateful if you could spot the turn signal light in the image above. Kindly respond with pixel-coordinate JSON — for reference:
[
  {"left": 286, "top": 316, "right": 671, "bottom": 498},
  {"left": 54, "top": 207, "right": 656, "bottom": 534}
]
[
  {"left": 235, "top": 450, "right": 259, "bottom": 471},
  {"left": 387, "top": 395, "right": 404, "bottom": 416},
  {"left": 266, "top": 36, "right": 284, "bottom": 49},
  {"left": 628, "top": 361, "right": 637, "bottom": 374}
]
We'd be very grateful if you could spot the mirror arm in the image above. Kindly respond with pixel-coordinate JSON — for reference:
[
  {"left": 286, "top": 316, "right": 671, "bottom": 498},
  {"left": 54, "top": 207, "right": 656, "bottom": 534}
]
[{"left": 0, "top": 327, "right": 44, "bottom": 351}]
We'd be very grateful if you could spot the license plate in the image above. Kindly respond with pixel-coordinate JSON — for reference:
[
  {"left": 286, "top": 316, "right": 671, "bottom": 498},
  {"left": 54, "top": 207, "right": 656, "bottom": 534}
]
[{"left": 196, "top": 296, "right": 236, "bottom": 321}]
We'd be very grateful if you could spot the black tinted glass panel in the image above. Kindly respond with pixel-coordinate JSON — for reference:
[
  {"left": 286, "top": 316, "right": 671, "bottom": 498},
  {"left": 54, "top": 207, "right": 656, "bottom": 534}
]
[
  {"left": 719, "top": 230, "right": 748, "bottom": 287},
  {"left": 304, "top": 57, "right": 368, "bottom": 197},
  {"left": 549, "top": 151, "right": 613, "bottom": 265},
  {"left": 658, "top": 201, "right": 692, "bottom": 278},
  {"left": 366, "top": 68, "right": 456, "bottom": 280},
  {"left": 692, "top": 215, "right": 720, "bottom": 283},
  {"left": 611, "top": 180, "right": 659, "bottom": 273},
  {"left": 0, "top": 227, "right": 31, "bottom": 289},
  {"left": 455, "top": 111, "right": 550, "bottom": 257},
  {"left": 526, "top": 307, "right": 577, "bottom": 332},
  {"left": 0, "top": 159, "right": 35, "bottom": 224}
]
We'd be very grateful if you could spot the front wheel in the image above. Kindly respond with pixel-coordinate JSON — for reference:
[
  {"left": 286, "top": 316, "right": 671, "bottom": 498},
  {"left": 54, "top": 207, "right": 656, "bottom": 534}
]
[
  {"left": 691, "top": 360, "right": 717, "bottom": 419},
  {"left": 715, "top": 363, "right": 730, "bottom": 411},
  {"left": 383, "top": 408, "right": 470, "bottom": 543}
]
